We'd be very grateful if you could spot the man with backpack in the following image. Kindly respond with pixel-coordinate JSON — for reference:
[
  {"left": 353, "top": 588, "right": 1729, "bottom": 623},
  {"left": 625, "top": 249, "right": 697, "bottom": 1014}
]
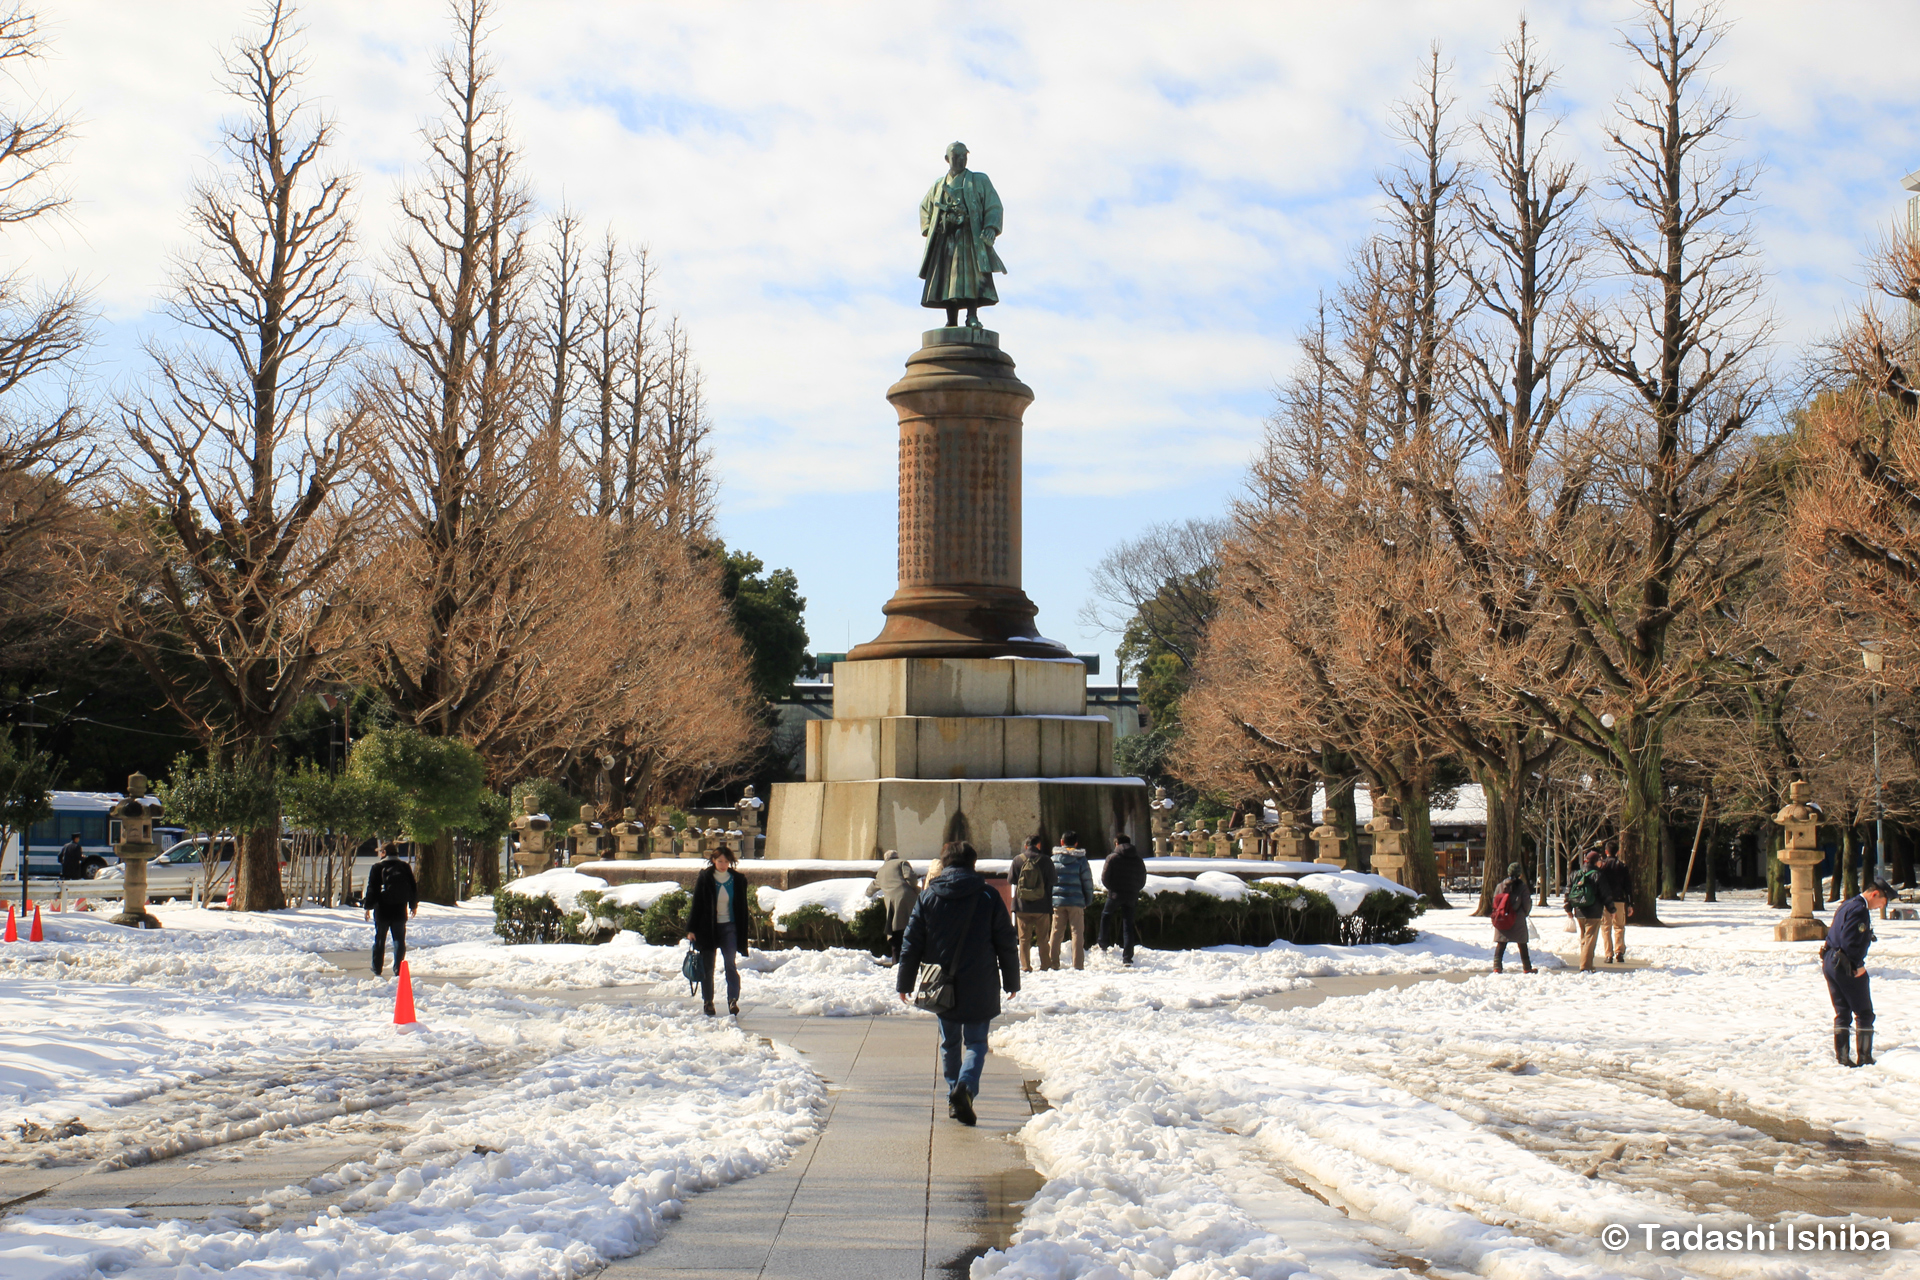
[
  {"left": 1563, "top": 850, "right": 1606, "bottom": 972},
  {"left": 362, "top": 845, "right": 419, "bottom": 978},
  {"left": 1599, "top": 849, "right": 1634, "bottom": 963},
  {"left": 1007, "top": 835, "right": 1055, "bottom": 972},
  {"left": 1100, "top": 833, "right": 1147, "bottom": 966}
]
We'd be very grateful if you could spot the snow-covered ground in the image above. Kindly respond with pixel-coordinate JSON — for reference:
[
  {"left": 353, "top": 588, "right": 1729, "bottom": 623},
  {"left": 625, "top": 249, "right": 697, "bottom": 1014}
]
[
  {"left": 0, "top": 901, "right": 822, "bottom": 1279},
  {"left": 979, "top": 893, "right": 1920, "bottom": 1280},
  {"left": 7, "top": 889, "right": 1917, "bottom": 1279}
]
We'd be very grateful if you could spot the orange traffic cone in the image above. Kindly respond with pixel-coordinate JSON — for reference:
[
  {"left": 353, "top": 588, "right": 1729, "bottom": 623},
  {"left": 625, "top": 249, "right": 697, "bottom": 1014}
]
[
  {"left": 29, "top": 905, "right": 42, "bottom": 942},
  {"left": 393, "top": 960, "right": 417, "bottom": 1025},
  {"left": 4, "top": 903, "right": 15, "bottom": 942}
]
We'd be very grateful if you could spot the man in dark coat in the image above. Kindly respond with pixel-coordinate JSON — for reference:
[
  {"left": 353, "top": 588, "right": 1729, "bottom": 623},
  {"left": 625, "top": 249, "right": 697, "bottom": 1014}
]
[
  {"left": 865, "top": 848, "right": 920, "bottom": 966},
  {"left": 1099, "top": 834, "right": 1147, "bottom": 965},
  {"left": 896, "top": 841, "right": 1019, "bottom": 1126},
  {"left": 1598, "top": 849, "right": 1634, "bottom": 964},
  {"left": 58, "top": 834, "right": 85, "bottom": 880},
  {"left": 1826, "top": 876, "right": 1895, "bottom": 1067},
  {"left": 362, "top": 846, "right": 419, "bottom": 978},
  {"left": 1007, "top": 834, "right": 1056, "bottom": 972}
]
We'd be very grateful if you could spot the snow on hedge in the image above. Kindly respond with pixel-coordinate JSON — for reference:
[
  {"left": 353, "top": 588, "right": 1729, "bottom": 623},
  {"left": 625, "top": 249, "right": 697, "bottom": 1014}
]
[
  {"left": 502, "top": 867, "right": 609, "bottom": 914},
  {"left": 1286, "top": 870, "right": 1417, "bottom": 916},
  {"left": 598, "top": 880, "right": 684, "bottom": 910},
  {"left": 762, "top": 877, "right": 875, "bottom": 928}
]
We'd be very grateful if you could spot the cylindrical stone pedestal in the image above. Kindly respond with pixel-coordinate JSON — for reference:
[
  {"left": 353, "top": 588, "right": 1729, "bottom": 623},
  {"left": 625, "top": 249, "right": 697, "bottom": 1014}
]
[
  {"left": 850, "top": 328, "right": 1070, "bottom": 661},
  {"left": 1775, "top": 847, "right": 1827, "bottom": 941},
  {"left": 110, "top": 854, "right": 162, "bottom": 929}
]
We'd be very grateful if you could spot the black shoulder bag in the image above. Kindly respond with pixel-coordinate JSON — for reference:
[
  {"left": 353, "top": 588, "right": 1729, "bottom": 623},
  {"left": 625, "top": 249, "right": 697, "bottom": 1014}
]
[{"left": 912, "top": 887, "right": 982, "bottom": 1014}]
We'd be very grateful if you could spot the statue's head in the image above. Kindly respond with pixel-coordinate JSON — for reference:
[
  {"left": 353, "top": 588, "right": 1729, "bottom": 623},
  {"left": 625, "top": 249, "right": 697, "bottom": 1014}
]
[{"left": 945, "top": 141, "right": 968, "bottom": 168}]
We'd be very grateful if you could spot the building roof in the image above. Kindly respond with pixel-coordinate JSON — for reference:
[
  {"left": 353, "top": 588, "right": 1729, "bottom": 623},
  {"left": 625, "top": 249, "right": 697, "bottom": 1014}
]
[{"left": 1289, "top": 783, "right": 1488, "bottom": 827}]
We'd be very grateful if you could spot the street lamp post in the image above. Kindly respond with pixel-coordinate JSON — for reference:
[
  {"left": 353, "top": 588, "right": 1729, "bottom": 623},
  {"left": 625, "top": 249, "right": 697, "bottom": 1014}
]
[{"left": 1866, "top": 647, "right": 1887, "bottom": 883}]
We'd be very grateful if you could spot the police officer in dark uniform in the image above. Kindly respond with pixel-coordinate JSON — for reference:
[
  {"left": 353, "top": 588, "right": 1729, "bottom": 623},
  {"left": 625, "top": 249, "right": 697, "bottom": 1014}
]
[{"left": 1824, "top": 876, "right": 1896, "bottom": 1067}]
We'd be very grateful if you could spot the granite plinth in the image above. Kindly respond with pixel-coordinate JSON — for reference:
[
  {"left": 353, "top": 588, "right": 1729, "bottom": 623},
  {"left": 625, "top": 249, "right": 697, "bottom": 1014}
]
[
  {"left": 805, "top": 714, "right": 1112, "bottom": 782},
  {"left": 766, "top": 777, "right": 1149, "bottom": 861},
  {"left": 831, "top": 656, "right": 1084, "bottom": 719}
]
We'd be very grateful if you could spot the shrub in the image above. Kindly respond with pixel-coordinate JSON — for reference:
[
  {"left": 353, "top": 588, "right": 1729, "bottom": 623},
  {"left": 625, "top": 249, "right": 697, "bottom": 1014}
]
[
  {"left": 493, "top": 886, "right": 574, "bottom": 944},
  {"left": 1342, "top": 889, "right": 1425, "bottom": 945},
  {"left": 637, "top": 888, "right": 692, "bottom": 945}
]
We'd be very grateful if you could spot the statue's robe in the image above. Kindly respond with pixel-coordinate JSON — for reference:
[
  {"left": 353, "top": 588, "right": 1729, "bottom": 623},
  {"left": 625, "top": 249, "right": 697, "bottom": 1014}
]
[{"left": 919, "top": 168, "right": 1005, "bottom": 310}]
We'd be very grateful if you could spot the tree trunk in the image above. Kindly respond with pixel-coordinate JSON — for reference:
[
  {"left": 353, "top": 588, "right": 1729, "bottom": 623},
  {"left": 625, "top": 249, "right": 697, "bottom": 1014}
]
[
  {"left": 1841, "top": 826, "right": 1858, "bottom": 901},
  {"left": 1392, "top": 779, "right": 1449, "bottom": 907},
  {"left": 418, "top": 830, "right": 458, "bottom": 905},
  {"left": 235, "top": 822, "right": 286, "bottom": 912},
  {"left": 1474, "top": 778, "right": 1525, "bottom": 916},
  {"left": 1766, "top": 826, "right": 1785, "bottom": 908},
  {"left": 1616, "top": 748, "right": 1664, "bottom": 927},
  {"left": 1895, "top": 826, "right": 1913, "bottom": 888},
  {"left": 475, "top": 834, "right": 502, "bottom": 894},
  {"left": 1703, "top": 819, "right": 1718, "bottom": 903}
]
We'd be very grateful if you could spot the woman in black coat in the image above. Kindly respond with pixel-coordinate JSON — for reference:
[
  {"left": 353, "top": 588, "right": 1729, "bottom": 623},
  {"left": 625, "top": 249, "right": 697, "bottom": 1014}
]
[{"left": 686, "top": 847, "right": 752, "bottom": 1016}]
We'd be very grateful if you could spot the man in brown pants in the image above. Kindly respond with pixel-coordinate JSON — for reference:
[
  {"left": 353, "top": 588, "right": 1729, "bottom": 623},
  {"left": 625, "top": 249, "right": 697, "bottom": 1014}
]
[
  {"left": 1564, "top": 851, "right": 1607, "bottom": 971},
  {"left": 1007, "top": 835, "right": 1056, "bottom": 971}
]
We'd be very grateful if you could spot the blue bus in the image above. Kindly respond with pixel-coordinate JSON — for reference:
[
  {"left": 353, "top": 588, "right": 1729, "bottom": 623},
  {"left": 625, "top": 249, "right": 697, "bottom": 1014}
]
[{"left": 0, "top": 791, "right": 182, "bottom": 881}]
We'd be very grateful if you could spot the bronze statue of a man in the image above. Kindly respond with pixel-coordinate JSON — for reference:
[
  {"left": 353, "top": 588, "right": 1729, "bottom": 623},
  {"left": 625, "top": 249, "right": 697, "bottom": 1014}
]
[{"left": 919, "top": 141, "right": 1005, "bottom": 328}]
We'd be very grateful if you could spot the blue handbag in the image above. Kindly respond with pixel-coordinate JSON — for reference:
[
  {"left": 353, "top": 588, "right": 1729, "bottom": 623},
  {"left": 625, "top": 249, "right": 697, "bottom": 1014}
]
[{"left": 681, "top": 946, "right": 703, "bottom": 995}]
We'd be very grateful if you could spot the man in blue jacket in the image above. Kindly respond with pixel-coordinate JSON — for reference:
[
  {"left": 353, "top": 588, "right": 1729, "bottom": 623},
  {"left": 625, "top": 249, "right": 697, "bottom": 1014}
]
[
  {"left": 1826, "top": 876, "right": 1896, "bottom": 1067},
  {"left": 1048, "top": 830, "right": 1096, "bottom": 971},
  {"left": 896, "top": 841, "right": 1019, "bottom": 1125}
]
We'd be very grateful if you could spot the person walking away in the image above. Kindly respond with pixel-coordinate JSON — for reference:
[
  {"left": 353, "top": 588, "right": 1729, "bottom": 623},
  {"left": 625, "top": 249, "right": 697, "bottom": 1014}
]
[
  {"left": 1490, "top": 861, "right": 1535, "bottom": 974},
  {"left": 58, "top": 833, "right": 85, "bottom": 880},
  {"left": 1563, "top": 851, "right": 1606, "bottom": 972},
  {"left": 1825, "top": 876, "right": 1896, "bottom": 1067},
  {"left": 1100, "top": 833, "right": 1147, "bottom": 966},
  {"left": 687, "top": 848, "right": 752, "bottom": 1016},
  {"left": 1599, "top": 849, "right": 1634, "bottom": 963},
  {"left": 865, "top": 849, "right": 920, "bottom": 966},
  {"left": 896, "top": 841, "right": 1018, "bottom": 1125},
  {"left": 363, "top": 846, "right": 419, "bottom": 978},
  {"left": 1048, "top": 831, "right": 1096, "bottom": 970},
  {"left": 1007, "top": 834, "right": 1056, "bottom": 971}
]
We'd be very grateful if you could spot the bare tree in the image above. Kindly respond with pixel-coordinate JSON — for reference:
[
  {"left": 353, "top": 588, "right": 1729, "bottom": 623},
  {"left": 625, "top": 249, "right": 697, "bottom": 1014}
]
[
  {"left": 358, "top": 0, "right": 547, "bottom": 902},
  {"left": 1080, "top": 518, "right": 1223, "bottom": 681},
  {"left": 0, "top": 6, "right": 92, "bottom": 610},
  {"left": 1376, "top": 21, "right": 1586, "bottom": 912},
  {"left": 98, "top": 0, "right": 362, "bottom": 911},
  {"left": 1514, "top": 0, "right": 1771, "bottom": 927}
]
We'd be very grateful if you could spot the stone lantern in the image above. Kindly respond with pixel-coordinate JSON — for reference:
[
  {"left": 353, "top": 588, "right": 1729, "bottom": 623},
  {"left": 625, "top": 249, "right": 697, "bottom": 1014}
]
[
  {"left": 1365, "top": 800, "right": 1409, "bottom": 887},
  {"left": 1236, "top": 812, "right": 1264, "bottom": 860},
  {"left": 610, "top": 807, "right": 646, "bottom": 860},
  {"left": 109, "top": 773, "right": 163, "bottom": 929},
  {"left": 1150, "top": 786, "right": 1177, "bottom": 854},
  {"left": 1209, "top": 818, "right": 1234, "bottom": 860},
  {"left": 1269, "top": 810, "right": 1311, "bottom": 864},
  {"left": 735, "top": 787, "right": 764, "bottom": 858},
  {"left": 509, "top": 797, "right": 553, "bottom": 877},
  {"left": 1773, "top": 779, "right": 1827, "bottom": 942},
  {"left": 567, "top": 804, "right": 606, "bottom": 867},
  {"left": 648, "top": 817, "right": 676, "bottom": 858},
  {"left": 1168, "top": 820, "right": 1190, "bottom": 856},
  {"left": 1309, "top": 810, "right": 1348, "bottom": 869}
]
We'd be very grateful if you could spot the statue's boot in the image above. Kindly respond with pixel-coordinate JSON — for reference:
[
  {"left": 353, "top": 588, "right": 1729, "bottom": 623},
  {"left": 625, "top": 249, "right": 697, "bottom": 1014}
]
[
  {"left": 1834, "top": 1027, "right": 1855, "bottom": 1067},
  {"left": 1857, "top": 1029, "right": 1875, "bottom": 1066}
]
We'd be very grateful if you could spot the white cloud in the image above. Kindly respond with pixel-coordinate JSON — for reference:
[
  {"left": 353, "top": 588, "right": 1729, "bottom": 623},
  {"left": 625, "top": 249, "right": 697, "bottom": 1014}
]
[{"left": 21, "top": 0, "right": 1920, "bottom": 659}]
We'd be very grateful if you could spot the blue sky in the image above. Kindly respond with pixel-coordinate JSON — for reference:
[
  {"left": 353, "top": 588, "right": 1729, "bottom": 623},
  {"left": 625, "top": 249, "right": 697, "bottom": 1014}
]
[{"left": 26, "top": 1, "right": 1920, "bottom": 682}]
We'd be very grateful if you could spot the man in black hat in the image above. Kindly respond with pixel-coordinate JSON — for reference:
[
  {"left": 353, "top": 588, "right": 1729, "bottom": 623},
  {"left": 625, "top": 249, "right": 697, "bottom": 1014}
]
[
  {"left": 58, "top": 833, "right": 85, "bottom": 880},
  {"left": 1825, "top": 876, "right": 1897, "bottom": 1067}
]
